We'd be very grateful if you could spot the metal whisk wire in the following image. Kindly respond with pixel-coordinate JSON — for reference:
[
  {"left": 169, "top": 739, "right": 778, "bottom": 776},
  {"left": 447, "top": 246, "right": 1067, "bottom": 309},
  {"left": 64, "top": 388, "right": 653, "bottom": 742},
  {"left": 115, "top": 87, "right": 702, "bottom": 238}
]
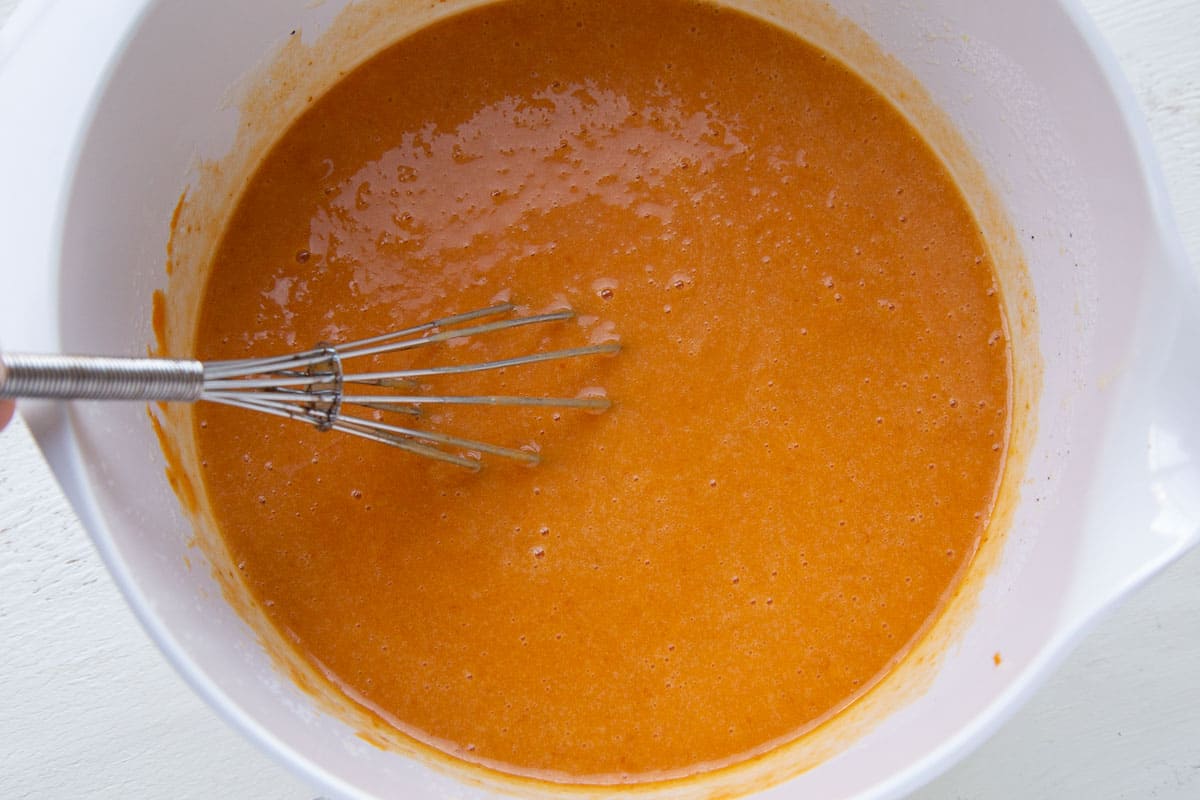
[{"left": 0, "top": 303, "right": 620, "bottom": 470}]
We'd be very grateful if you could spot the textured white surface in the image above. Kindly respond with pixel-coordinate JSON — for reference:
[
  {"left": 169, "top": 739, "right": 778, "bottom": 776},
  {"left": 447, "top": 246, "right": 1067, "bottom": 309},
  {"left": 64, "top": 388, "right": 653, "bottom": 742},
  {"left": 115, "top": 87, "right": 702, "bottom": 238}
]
[{"left": 0, "top": 0, "right": 1197, "bottom": 797}]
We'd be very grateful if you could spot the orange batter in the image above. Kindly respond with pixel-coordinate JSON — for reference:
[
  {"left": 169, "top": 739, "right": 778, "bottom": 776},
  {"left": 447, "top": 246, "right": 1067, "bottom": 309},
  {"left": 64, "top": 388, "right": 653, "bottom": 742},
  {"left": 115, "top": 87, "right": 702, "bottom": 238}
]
[{"left": 192, "top": 0, "right": 1009, "bottom": 783}]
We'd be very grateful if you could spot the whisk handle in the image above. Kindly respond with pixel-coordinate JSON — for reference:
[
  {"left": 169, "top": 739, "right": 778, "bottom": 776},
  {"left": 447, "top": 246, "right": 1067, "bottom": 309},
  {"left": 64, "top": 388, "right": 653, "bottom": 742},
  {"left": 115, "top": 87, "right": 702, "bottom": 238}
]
[{"left": 0, "top": 353, "right": 204, "bottom": 402}]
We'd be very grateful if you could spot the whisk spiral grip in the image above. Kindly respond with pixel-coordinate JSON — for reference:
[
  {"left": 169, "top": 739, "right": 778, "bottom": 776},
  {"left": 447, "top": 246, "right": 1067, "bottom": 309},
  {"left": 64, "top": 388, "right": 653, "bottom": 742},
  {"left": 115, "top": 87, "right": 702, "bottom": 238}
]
[{"left": 0, "top": 353, "right": 204, "bottom": 401}]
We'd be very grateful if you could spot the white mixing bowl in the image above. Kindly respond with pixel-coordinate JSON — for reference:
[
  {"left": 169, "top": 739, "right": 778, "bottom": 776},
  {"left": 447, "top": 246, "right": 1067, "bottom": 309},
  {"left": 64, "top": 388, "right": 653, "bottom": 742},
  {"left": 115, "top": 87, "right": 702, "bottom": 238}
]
[{"left": 0, "top": 0, "right": 1197, "bottom": 797}]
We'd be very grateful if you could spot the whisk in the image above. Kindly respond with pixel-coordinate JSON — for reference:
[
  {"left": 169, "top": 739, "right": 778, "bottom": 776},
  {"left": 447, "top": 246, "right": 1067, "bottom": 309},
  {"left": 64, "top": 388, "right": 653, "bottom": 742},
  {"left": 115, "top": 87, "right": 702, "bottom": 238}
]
[{"left": 0, "top": 303, "right": 619, "bottom": 470}]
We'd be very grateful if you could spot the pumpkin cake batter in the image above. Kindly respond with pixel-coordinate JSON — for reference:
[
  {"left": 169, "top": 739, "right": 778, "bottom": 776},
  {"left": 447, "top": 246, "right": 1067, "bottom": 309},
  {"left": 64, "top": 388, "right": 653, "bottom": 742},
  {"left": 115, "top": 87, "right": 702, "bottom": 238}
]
[{"left": 191, "top": 0, "right": 1010, "bottom": 783}]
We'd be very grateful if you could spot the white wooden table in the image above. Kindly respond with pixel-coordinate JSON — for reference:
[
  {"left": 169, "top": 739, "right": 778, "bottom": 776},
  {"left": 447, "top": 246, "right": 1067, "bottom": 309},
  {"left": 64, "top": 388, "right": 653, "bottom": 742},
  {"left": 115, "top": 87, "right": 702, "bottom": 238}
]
[{"left": 1, "top": 1, "right": 1197, "bottom": 797}]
